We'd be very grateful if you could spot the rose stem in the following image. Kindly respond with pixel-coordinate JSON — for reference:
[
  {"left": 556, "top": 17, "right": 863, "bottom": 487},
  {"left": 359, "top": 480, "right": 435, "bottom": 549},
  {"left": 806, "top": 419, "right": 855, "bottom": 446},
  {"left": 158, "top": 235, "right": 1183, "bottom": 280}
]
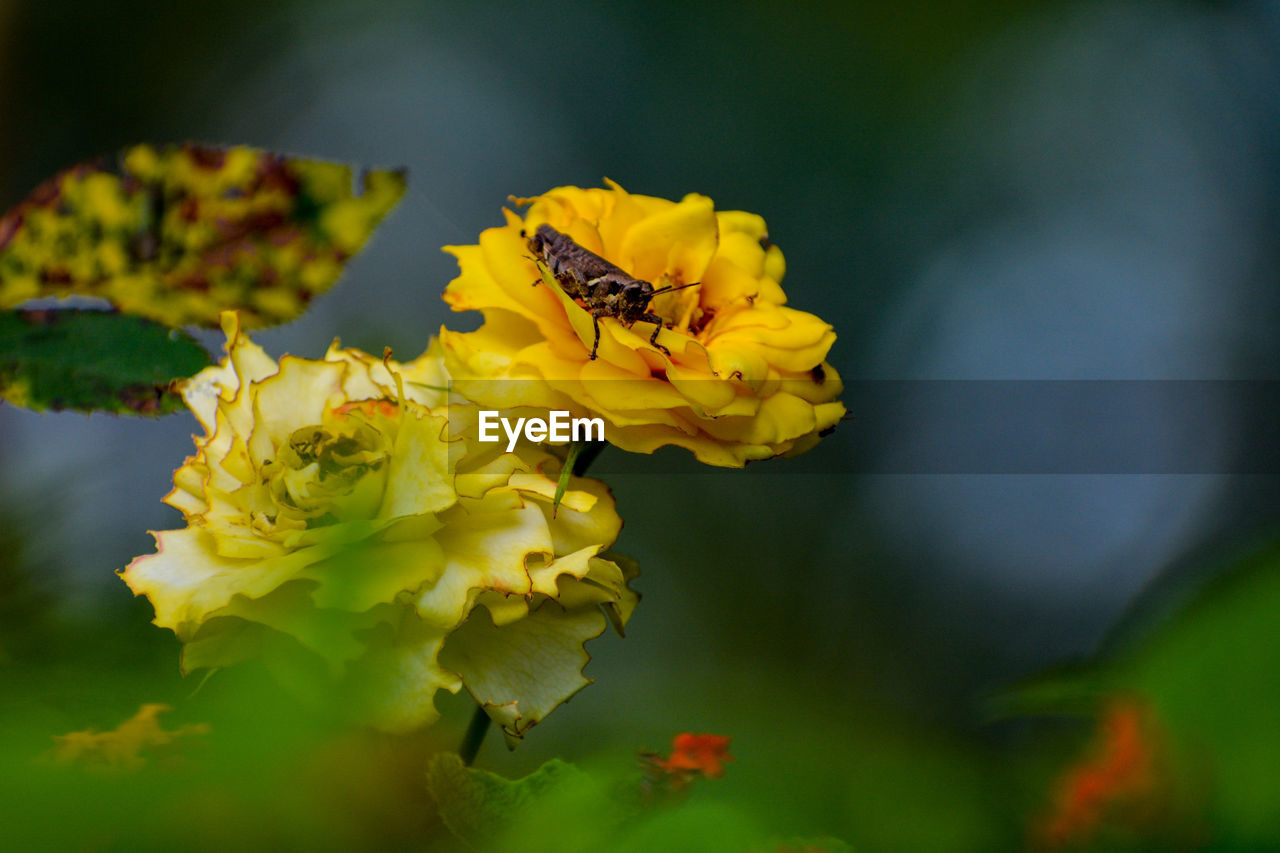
[
  {"left": 572, "top": 440, "right": 606, "bottom": 475},
  {"left": 459, "top": 705, "right": 491, "bottom": 766}
]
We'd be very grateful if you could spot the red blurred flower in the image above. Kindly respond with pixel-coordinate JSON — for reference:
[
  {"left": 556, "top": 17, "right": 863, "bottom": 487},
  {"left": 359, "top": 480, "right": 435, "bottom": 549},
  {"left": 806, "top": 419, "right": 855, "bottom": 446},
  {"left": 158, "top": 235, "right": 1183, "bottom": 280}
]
[
  {"left": 660, "top": 733, "right": 734, "bottom": 778},
  {"left": 641, "top": 732, "right": 734, "bottom": 797},
  {"left": 1038, "top": 698, "right": 1158, "bottom": 847}
]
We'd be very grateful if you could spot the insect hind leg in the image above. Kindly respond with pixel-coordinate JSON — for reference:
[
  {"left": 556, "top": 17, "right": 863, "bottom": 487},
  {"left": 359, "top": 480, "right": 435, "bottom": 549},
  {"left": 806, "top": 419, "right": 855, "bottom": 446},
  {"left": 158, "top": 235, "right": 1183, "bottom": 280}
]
[
  {"left": 641, "top": 313, "right": 671, "bottom": 356},
  {"left": 589, "top": 307, "right": 610, "bottom": 360}
]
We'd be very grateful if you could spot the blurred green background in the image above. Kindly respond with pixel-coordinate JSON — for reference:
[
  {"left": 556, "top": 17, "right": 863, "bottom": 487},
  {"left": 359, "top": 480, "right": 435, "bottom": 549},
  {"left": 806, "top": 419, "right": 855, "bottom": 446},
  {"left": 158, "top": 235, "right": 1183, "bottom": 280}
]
[{"left": 2, "top": 0, "right": 1279, "bottom": 849}]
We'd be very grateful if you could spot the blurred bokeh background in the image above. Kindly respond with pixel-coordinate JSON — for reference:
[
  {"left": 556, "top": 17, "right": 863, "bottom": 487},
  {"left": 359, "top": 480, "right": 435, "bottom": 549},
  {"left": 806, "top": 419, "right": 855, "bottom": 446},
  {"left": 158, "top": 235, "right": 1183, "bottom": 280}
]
[{"left": 2, "top": 1, "right": 1279, "bottom": 848}]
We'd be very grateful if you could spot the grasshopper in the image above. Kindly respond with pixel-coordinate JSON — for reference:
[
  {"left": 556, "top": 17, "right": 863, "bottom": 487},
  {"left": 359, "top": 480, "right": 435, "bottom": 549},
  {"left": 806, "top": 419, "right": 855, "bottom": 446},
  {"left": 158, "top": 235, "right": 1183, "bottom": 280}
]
[{"left": 525, "top": 224, "right": 698, "bottom": 360}]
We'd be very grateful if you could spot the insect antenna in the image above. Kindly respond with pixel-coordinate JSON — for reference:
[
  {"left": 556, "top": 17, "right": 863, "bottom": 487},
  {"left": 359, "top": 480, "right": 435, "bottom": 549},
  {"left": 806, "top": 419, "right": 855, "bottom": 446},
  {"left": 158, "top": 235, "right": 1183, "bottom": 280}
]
[{"left": 649, "top": 281, "right": 702, "bottom": 296}]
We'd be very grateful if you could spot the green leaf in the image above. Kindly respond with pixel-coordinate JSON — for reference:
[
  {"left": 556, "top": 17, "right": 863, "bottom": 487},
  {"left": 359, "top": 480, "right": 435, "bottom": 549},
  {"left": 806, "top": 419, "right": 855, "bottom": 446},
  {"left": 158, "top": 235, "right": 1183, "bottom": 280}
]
[
  {"left": 1118, "top": 538, "right": 1280, "bottom": 843},
  {"left": 0, "top": 309, "right": 211, "bottom": 414},
  {"left": 749, "top": 837, "right": 853, "bottom": 853},
  {"left": 553, "top": 441, "right": 587, "bottom": 516},
  {"left": 0, "top": 143, "right": 406, "bottom": 328},
  {"left": 427, "top": 751, "right": 815, "bottom": 853},
  {"left": 428, "top": 754, "right": 604, "bottom": 847}
]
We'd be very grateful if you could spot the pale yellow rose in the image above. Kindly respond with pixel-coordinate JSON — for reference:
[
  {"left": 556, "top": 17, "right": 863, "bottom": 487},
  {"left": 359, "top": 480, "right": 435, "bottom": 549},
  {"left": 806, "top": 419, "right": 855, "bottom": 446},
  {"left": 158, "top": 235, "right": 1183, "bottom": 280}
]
[
  {"left": 440, "top": 182, "right": 844, "bottom": 466},
  {"left": 122, "top": 313, "right": 636, "bottom": 739}
]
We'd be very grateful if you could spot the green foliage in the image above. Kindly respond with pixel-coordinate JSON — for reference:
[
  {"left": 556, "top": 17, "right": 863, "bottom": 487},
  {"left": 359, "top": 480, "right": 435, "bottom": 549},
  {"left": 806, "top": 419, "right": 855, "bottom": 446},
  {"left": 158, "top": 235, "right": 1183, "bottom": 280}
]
[
  {"left": 428, "top": 752, "right": 798, "bottom": 853},
  {"left": 0, "top": 515, "right": 49, "bottom": 665},
  {"left": 428, "top": 753, "right": 613, "bottom": 847},
  {"left": 0, "top": 309, "right": 211, "bottom": 414},
  {"left": 998, "top": 534, "right": 1280, "bottom": 848},
  {"left": 1121, "top": 538, "right": 1280, "bottom": 845},
  {"left": 752, "top": 838, "right": 853, "bottom": 853},
  {"left": 0, "top": 645, "right": 1010, "bottom": 851}
]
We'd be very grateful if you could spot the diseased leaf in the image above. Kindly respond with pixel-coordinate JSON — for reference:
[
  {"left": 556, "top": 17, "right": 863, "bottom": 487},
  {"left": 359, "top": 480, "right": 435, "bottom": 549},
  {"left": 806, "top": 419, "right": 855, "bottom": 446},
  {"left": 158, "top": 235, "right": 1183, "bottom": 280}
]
[
  {"left": 0, "top": 309, "right": 211, "bottom": 414},
  {"left": 0, "top": 143, "right": 406, "bottom": 328}
]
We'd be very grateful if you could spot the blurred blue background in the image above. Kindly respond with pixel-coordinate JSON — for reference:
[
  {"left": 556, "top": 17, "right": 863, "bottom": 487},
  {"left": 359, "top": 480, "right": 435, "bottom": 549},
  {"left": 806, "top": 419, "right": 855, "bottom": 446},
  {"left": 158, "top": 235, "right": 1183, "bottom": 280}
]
[{"left": 1, "top": 0, "right": 1278, "bottom": 843}]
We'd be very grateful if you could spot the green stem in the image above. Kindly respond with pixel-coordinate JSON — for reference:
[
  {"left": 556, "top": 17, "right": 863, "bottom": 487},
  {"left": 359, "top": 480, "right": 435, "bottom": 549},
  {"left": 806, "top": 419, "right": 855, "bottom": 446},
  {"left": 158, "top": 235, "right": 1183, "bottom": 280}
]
[
  {"left": 572, "top": 440, "right": 607, "bottom": 476},
  {"left": 459, "top": 705, "right": 491, "bottom": 766}
]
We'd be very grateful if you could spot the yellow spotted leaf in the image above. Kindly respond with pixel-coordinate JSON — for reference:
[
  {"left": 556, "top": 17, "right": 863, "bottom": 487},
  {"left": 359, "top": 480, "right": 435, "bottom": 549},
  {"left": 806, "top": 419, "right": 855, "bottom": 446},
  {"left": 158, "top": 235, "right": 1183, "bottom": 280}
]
[{"left": 0, "top": 144, "right": 406, "bottom": 328}]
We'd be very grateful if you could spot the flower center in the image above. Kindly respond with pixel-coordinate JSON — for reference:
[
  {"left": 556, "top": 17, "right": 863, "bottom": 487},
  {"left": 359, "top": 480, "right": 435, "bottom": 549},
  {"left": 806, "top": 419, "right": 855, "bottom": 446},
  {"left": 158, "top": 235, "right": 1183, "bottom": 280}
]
[
  {"left": 264, "top": 406, "right": 394, "bottom": 524},
  {"left": 648, "top": 281, "right": 707, "bottom": 337}
]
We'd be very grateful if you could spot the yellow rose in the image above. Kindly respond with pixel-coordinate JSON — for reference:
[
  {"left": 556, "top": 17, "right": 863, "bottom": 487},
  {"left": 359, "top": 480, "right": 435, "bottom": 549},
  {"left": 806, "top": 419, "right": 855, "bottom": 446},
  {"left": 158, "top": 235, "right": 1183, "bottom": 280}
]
[
  {"left": 439, "top": 182, "right": 844, "bottom": 466},
  {"left": 122, "top": 313, "right": 637, "bottom": 739}
]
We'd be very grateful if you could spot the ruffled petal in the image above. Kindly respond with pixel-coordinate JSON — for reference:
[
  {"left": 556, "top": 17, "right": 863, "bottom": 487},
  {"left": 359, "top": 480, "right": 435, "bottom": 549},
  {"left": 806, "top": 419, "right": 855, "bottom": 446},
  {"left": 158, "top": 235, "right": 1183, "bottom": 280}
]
[
  {"left": 123, "top": 315, "right": 635, "bottom": 736},
  {"left": 440, "top": 600, "right": 606, "bottom": 743}
]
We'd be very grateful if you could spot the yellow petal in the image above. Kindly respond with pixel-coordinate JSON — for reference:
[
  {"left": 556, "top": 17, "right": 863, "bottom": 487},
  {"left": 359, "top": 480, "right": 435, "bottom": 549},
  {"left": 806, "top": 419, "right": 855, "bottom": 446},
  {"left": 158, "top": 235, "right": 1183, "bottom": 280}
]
[
  {"left": 618, "top": 193, "right": 719, "bottom": 284},
  {"left": 300, "top": 538, "right": 447, "bottom": 612},
  {"left": 380, "top": 409, "right": 456, "bottom": 518},
  {"left": 416, "top": 504, "right": 552, "bottom": 624},
  {"left": 122, "top": 527, "right": 332, "bottom": 636}
]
